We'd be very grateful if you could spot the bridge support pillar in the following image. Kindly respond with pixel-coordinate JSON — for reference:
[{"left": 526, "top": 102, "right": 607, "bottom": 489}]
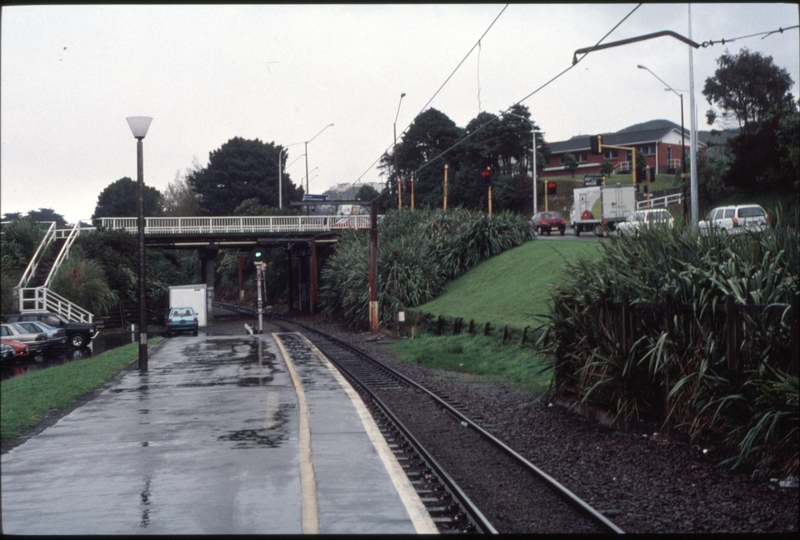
[
  {"left": 198, "top": 245, "right": 219, "bottom": 322},
  {"left": 310, "top": 239, "right": 318, "bottom": 315},
  {"left": 286, "top": 247, "right": 294, "bottom": 312}
]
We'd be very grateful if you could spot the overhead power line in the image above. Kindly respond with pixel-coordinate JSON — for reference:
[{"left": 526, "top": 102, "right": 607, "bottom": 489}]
[
  {"left": 353, "top": 4, "right": 509, "bottom": 185},
  {"left": 700, "top": 24, "right": 799, "bottom": 47},
  {"left": 408, "top": 3, "right": 643, "bottom": 179}
]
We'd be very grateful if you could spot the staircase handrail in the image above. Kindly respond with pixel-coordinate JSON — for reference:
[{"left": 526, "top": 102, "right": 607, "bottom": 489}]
[
  {"left": 18, "top": 287, "right": 94, "bottom": 323},
  {"left": 15, "top": 221, "right": 57, "bottom": 289},
  {"left": 44, "top": 221, "right": 85, "bottom": 288}
]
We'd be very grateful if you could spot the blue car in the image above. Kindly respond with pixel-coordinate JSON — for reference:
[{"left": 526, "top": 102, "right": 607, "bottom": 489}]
[{"left": 166, "top": 307, "right": 199, "bottom": 337}]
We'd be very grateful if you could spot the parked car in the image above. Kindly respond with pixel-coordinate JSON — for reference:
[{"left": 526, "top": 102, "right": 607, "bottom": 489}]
[
  {"left": 0, "top": 339, "right": 29, "bottom": 359},
  {"left": 13, "top": 321, "right": 68, "bottom": 350},
  {"left": 0, "top": 323, "right": 48, "bottom": 353},
  {"left": 531, "top": 211, "right": 567, "bottom": 236},
  {"left": 2, "top": 312, "right": 98, "bottom": 348},
  {"left": 166, "top": 307, "right": 199, "bottom": 337},
  {"left": 698, "top": 204, "right": 768, "bottom": 235},
  {"left": 617, "top": 209, "right": 675, "bottom": 235},
  {"left": 1, "top": 343, "right": 17, "bottom": 361}
]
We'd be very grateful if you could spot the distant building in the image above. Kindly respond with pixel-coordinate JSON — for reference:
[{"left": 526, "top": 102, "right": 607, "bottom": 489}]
[{"left": 542, "top": 120, "right": 706, "bottom": 177}]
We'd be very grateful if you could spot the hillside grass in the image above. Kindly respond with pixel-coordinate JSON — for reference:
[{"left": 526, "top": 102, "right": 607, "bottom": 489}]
[
  {"left": 1, "top": 339, "right": 160, "bottom": 439},
  {"left": 386, "top": 239, "right": 602, "bottom": 394},
  {"left": 411, "top": 240, "right": 602, "bottom": 328}
]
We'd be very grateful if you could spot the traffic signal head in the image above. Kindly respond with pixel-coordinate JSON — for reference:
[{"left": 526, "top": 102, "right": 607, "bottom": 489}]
[
  {"left": 480, "top": 167, "right": 492, "bottom": 186},
  {"left": 546, "top": 181, "right": 558, "bottom": 195},
  {"left": 589, "top": 135, "right": 603, "bottom": 155}
]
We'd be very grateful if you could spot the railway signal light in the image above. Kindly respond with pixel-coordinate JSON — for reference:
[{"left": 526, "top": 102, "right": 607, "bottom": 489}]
[
  {"left": 249, "top": 246, "right": 266, "bottom": 262},
  {"left": 480, "top": 167, "right": 493, "bottom": 186}
]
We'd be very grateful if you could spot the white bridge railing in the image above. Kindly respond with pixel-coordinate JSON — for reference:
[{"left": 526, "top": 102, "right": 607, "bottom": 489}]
[
  {"left": 98, "top": 215, "right": 372, "bottom": 235},
  {"left": 637, "top": 192, "right": 684, "bottom": 210}
]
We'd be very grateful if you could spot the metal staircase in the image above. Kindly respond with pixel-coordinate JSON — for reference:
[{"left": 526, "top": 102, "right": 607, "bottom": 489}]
[{"left": 15, "top": 222, "right": 95, "bottom": 323}]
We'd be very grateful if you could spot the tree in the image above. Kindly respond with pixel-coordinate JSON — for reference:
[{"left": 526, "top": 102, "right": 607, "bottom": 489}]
[
  {"left": 161, "top": 167, "right": 201, "bottom": 216},
  {"left": 600, "top": 159, "right": 614, "bottom": 176},
  {"left": 187, "top": 137, "right": 302, "bottom": 216},
  {"left": 380, "top": 108, "right": 465, "bottom": 209},
  {"left": 354, "top": 184, "right": 380, "bottom": 201},
  {"left": 93, "top": 177, "right": 162, "bottom": 220},
  {"left": 563, "top": 153, "right": 578, "bottom": 177},
  {"left": 703, "top": 48, "right": 795, "bottom": 133}
]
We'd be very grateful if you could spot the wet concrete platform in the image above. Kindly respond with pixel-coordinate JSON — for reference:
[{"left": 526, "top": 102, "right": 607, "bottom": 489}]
[{"left": 1, "top": 333, "right": 437, "bottom": 535}]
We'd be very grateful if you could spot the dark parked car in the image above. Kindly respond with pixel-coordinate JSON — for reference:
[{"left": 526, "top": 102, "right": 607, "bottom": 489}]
[
  {"left": 2, "top": 312, "right": 98, "bottom": 349},
  {"left": 531, "top": 211, "right": 567, "bottom": 235},
  {"left": 166, "top": 307, "right": 199, "bottom": 337}
]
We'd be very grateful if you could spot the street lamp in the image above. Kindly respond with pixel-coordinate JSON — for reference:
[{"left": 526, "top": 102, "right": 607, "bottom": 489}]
[
  {"left": 637, "top": 65, "right": 686, "bottom": 178},
  {"left": 278, "top": 142, "right": 304, "bottom": 209},
  {"left": 304, "top": 123, "right": 334, "bottom": 195},
  {"left": 394, "top": 93, "right": 406, "bottom": 208},
  {"left": 126, "top": 116, "right": 152, "bottom": 373},
  {"left": 503, "top": 112, "right": 538, "bottom": 216}
]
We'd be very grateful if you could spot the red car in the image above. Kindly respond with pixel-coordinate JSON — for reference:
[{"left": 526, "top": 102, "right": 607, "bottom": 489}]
[
  {"left": 531, "top": 212, "right": 567, "bottom": 236},
  {"left": 1, "top": 339, "right": 30, "bottom": 358}
]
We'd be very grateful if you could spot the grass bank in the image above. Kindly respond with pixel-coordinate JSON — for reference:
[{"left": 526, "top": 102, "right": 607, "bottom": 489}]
[
  {"left": 386, "top": 239, "right": 602, "bottom": 393},
  {"left": 1, "top": 338, "right": 160, "bottom": 439}
]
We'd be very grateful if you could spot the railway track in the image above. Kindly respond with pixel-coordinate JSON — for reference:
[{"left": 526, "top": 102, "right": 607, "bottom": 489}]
[{"left": 214, "top": 303, "right": 624, "bottom": 534}]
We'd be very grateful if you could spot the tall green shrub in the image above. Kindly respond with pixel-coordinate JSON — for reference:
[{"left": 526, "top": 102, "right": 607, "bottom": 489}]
[
  {"left": 538, "top": 216, "right": 798, "bottom": 475},
  {"left": 319, "top": 208, "right": 534, "bottom": 327}
]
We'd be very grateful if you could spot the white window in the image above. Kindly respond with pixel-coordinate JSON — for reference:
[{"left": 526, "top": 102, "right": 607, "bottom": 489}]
[{"left": 603, "top": 150, "right": 617, "bottom": 160}]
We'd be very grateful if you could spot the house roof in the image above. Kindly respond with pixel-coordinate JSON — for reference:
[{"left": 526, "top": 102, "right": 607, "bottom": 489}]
[{"left": 548, "top": 120, "right": 704, "bottom": 153}]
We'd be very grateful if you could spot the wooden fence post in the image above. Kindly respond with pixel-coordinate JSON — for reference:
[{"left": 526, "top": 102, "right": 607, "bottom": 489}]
[
  {"left": 622, "top": 294, "right": 631, "bottom": 356},
  {"left": 468, "top": 319, "right": 475, "bottom": 335},
  {"left": 520, "top": 325, "right": 529, "bottom": 345},
  {"left": 437, "top": 315, "right": 444, "bottom": 336},
  {"left": 454, "top": 318, "right": 462, "bottom": 335},
  {"left": 791, "top": 293, "right": 799, "bottom": 376},
  {"left": 484, "top": 322, "right": 491, "bottom": 336},
  {"left": 502, "top": 325, "right": 508, "bottom": 344},
  {"left": 725, "top": 295, "right": 739, "bottom": 377}
]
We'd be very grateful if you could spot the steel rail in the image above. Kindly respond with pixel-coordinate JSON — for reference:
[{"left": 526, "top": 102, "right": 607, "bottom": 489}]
[{"left": 214, "top": 303, "right": 624, "bottom": 534}]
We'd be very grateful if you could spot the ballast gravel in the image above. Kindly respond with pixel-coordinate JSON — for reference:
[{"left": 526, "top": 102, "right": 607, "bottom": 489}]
[{"left": 290, "top": 316, "right": 798, "bottom": 535}]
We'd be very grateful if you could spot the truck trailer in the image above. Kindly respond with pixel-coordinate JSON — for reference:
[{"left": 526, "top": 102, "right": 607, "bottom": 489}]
[
  {"left": 570, "top": 184, "right": 637, "bottom": 237},
  {"left": 168, "top": 284, "right": 207, "bottom": 327}
]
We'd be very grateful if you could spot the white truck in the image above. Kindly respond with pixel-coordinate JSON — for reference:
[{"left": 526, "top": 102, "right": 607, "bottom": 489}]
[
  {"left": 570, "top": 184, "right": 637, "bottom": 237},
  {"left": 168, "top": 284, "right": 208, "bottom": 327}
]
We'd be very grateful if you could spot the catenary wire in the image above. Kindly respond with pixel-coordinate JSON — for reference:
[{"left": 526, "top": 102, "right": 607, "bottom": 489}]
[
  {"left": 351, "top": 4, "right": 509, "bottom": 186},
  {"left": 407, "top": 4, "right": 642, "bottom": 179}
]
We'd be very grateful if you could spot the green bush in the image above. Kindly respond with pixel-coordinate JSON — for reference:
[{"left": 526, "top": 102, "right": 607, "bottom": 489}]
[
  {"left": 319, "top": 207, "right": 534, "bottom": 328},
  {"left": 537, "top": 214, "right": 799, "bottom": 475}
]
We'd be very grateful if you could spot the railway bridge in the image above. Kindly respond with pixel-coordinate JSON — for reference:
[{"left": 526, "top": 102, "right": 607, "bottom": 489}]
[{"left": 97, "top": 213, "right": 373, "bottom": 320}]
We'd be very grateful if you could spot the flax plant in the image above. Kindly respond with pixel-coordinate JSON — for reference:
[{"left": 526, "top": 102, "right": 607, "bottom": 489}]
[
  {"left": 319, "top": 207, "right": 534, "bottom": 328},
  {"left": 538, "top": 210, "right": 798, "bottom": 474}
]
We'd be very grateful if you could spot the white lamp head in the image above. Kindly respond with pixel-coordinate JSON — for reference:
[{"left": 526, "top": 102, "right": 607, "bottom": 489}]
[{"left": 126, "top": 116, "right": 152, "bottom": 139}]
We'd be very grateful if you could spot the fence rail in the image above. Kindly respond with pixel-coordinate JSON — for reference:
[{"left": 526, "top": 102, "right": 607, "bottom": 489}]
[
  {"left": 636, "top": 192, "right": 684, "bottom": 209},
  {"left": 18, "top": 287, "right": 94, "bottom": 323}
]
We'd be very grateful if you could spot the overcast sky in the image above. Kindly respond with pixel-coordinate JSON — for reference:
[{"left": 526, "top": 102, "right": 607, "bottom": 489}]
[{"left": 2, "top": 3, "right": 798, "bottom": 224}]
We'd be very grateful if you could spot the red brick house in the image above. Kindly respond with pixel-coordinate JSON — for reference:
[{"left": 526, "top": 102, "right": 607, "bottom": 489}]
[{"left": 541, "top": 120, "right": 705, "bottom": 178}]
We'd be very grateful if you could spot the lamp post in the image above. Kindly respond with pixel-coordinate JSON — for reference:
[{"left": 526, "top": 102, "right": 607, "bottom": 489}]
[
  {"left": 393, "top": 93, "right": 406, "bottom": 208},
  {"left": 503, "top": 111, "right": 538, "bottom": 215},
  {"left": 304, "top": 123, "right": 334, "bottom": 195},
  {"left": 637, "top": 65, "right": 686, "bottom": 178},
  {"left": 126, "top": 116, "right": 152, "bottom": 373},
  {"left": 278, "top": 143, "right": 305, "bottom": 209}
]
